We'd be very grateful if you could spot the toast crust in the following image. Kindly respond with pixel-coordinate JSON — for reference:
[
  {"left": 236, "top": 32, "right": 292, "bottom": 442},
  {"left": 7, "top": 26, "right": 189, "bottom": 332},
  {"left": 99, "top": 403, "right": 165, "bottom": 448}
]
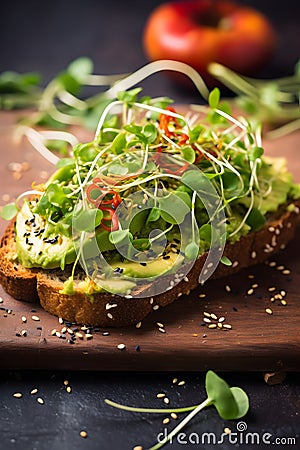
[{"left": 1, "top": 200, "right": 299, "bottom": 326}]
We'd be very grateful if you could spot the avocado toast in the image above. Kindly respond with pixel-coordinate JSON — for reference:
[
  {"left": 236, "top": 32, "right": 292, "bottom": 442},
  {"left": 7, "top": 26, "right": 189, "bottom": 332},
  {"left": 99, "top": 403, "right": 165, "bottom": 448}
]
[{"left": 1, "top": 89, "right": 300, "bottom": 326}]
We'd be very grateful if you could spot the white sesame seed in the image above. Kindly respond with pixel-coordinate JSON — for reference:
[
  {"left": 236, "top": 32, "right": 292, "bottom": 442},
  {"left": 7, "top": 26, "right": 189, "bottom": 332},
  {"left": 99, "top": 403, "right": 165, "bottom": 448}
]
[
  {"left": 163, "top": 397, "right": 170, "bottom": 404},
  {"left": 117, "top": 343, "right": 126, "bottom": 350},
  {"left": 135, "top": 321, "right": 142, "bottom": 329},
  {"left": 37, "top": 397, "right": 44, "bottom": 405},
  {"left": 247, "top": 288, "right": 254, "bottom": 295},
  {"left": 178, "top": 380, "right": 185, "bottom": 386},
  {"left": 163, "top": 418, "right": 170, "bottom": 424},
  {"left": 217, "top": 323, "right": 223, "bottom": 329},
  {"left": 13, "top": 392, "right": 22, "bottom": 398},
  {"left": 63, "top": 380, "right": 69, "bottom": 386},
  {"left": 106, "top": 303, "right": 118, "bottom": 310},
  {"left": 265, "top": 308, "right": 273, "bottom": 315},
  {"left": 210, "top": 313, "right": 218, "bottom": 320},
  {"left": 66, "top": 386, "right": 72, "bottom": 393},
  {"left": 156, "top": 393, "right": 166, "bottom": 399},
  {"left": 153, "top": 305, "right": 159, "bottom": 311},
  {"left": 203, "top": 317, "right": 211, "bottom": 323},
  {"left": 225, "top": 284, "right": 231, "bottom": 292},
  {"left": 158, "top": 328, "right": 166, "bottom": 334},
  {"left": 107, "top": 313, "right": 113, "bottom": 319},
  {"left": 232, "top": 260, "right": 239, "bottom": 268},
  {"left": 156, "top": 322, "right": 164, "bottom": 328},
  {"left": 218, "top": 317, "right": 225, "bottom": 323},
  {"left": 80, "top": 431, "right": 88, "bottom": 438},
  {"left": 21, "top": 316, "right": 27, "bottom": 323},
  {"left": 203, "top": 312, "right": 211, "bottom": 318},
  {"left": 251, "top": 251, "right": 257, "bottom": 259},
  {"left": 268, "top": 287, "right": 276, "bottom": 292},
  {"left": 58, "top": 317, "right": 64, "bottom": 324},
  {"left": 281, "top": 300, "right": 287, "bottom": 306},
  {"left": 269, "top": 261, "right": 277, "bottom": 267},
  {"left": 172, "top": 378, "right": 178, "bottom": 384},
  {"left": 208, "top": 324, "right": 217, "bottom": 329},
  {"left": 282, "top": 269, "right": 291, "bottom": 275},
  {"left": 222, "top": 324, "right": 232, "bottom": 329},
  {"left": 31, "top": 315, "right": 40, "bottom": 321},
  {"left": 171, "top": 413, "right": 178, "bottom": 420},
  {"left": 30, "top": 388, "right": 38, "bottom": 395},
  {"left": 184, "top": 276, "right": 189, "bottom": 282},
  {"left": 198, "top": 293, "right": 206, "bottom": 298}
]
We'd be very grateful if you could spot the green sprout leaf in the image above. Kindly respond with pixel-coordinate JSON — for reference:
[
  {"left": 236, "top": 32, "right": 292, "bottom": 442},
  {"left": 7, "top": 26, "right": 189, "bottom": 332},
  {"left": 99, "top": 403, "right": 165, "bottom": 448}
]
[
  {"left": 184, "top": 242, "right": 199, "bottom": 260},
  {"left": 73, "top": 208, "right": 103, "bottom": 232},
  {"left": 117, "top": 87, "right": 142, "bottom": 104},
  {"left": 109, "top": 229, "right": 131, "bottom": 245},
  {"left": 208, "top": 87, "right": 220, "bottom": 109},
  {"left": 0, "top": 202, "right": 18, "bottom": 220},
  {"left": 67, "top": 57, "right": 93, "bottom": 83},
  {"left": 105, "top": 370, "right": 249, "bottom": 450},
  {"left": 220, "top": 255, "right": 232, "bottom": 266}
]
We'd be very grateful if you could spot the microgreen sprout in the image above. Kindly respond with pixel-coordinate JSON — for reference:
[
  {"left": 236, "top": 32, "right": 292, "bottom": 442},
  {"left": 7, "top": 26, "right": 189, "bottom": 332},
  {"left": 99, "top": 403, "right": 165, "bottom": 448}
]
[{"left": 105, "top": 370, "right": 249, "bottom": 450}]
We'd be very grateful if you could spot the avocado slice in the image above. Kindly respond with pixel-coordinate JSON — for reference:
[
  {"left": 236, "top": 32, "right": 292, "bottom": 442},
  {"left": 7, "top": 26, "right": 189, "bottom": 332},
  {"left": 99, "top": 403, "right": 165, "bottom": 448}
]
[{"left": 15, "top": 201, "right": 76, "bottom": 270}]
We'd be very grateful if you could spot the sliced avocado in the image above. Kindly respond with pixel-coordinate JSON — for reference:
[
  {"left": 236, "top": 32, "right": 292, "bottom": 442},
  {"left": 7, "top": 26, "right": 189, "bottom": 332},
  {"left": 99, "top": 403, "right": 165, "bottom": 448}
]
[
  {"left": 109, "top": 251, "right": 183, "bottom": 278},
  {"left": 16, "top": 202, "right": 76, "bottom": 270}
]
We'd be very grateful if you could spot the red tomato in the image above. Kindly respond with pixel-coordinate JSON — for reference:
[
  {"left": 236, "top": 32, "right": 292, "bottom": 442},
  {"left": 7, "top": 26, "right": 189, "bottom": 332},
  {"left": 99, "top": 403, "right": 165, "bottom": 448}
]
[{"left": 143, "top": 0, "right": 277, "bottom": 79}]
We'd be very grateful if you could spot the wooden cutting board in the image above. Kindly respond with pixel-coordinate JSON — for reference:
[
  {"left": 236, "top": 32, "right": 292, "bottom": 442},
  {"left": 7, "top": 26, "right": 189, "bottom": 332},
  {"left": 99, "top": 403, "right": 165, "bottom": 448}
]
[{"left": 0, "top": 111, "right": 299, "bottom": 371}]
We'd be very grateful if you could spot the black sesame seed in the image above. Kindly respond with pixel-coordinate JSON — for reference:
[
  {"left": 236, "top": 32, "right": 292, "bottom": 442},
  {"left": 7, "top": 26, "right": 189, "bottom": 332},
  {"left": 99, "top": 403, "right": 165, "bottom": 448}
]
[
  {"left": 163, "top": 255, "right": 170, "bottom": 260},
  {"left": 140, "top": 262, "right": 147, "bottom": 267},
  {"left": 200, "top": 322, "right": 206, "bottom": 327},
  {"left": 135, "top": 345, "right": 141, "bottom": 352},
  {"left": 233, "top": 306, "right": 238, "bottom": 312}
]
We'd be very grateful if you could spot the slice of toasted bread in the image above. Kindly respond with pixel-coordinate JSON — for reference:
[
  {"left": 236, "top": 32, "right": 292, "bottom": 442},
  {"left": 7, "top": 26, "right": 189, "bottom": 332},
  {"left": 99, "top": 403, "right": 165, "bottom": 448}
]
[{"left": 0, "top": 200, "right": 299, "bottom": 326}]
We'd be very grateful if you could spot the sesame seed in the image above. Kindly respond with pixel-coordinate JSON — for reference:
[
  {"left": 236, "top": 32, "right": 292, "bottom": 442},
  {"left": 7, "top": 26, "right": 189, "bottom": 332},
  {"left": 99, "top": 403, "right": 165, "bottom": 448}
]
[
  {"left": 203, "top": 312, "right": 211, "bottom": 317},
  {"left": 37, "top": 397, "right": 44, "bottom": 405},
  {"left": 58, "top": 317, "right": 64, "bottom": 324},
  {"left": 80, "top": 431, "right": 88, "bottom": 438},
  {"left": 203, "top": 318, "right": 211, "bottom": 323},
  {"left": 217, "top": 323, "right": 223, "bottom": 329},
  {"left": 158, "top": 327, "right": 166, "bottom": 334},
  {"left": 31, "top": 315, "right": 40, "bottom": 321},
  {"left": 178, "top": 381, "right": 185, "bottom": 386},
  {"left": 156, "top": 322, "right": 164, "bottom": 328},
  {"left": 251, "top": 251, "right": 257, "bottom": 259},
  {"left": 153, "top": 305, "right": 159, "bottom": 310},
  {"left": 232, "top": 261, "right": 239, "bottom": 268},
  {"left": 248, "top": 274, "right": 254, "bottom": 279},
  {"left": 21, "top": 316, "right": 27, "bottom": 323},
  {"left": 30, "top": 388, "right": 38, "bottom": 395},
  {"left": 61, "top": 326, "right": 67, "bottom": 334},
  {"left": 280, "top": 290, "right": 286, "bottom": 297},
  {"left": 198, "top": 293, "right": 206, "bottom": 298},
  {"left": 277, "top": 265, "right": 285, "bottom": 271},
  {"left": 156, "top": 393, "right": 166, "bottom": 399},
  {"left": 268, "top": 261, "right": 277, "bottom": 267},
  {"left": 225, "top": 285, "right": 231, "bottom": 292},
  {"left": 222, "top": 324, "right": 232, "bottom": 329},
  {"left": 268, "top": 287, "right": 276, "bottom": 292},
  {"left": 63, "top": 380, "right": 69, "bottom": 386},
  {"left": 210, "top": 313, "right": 218, "bottom": 320},
  {"left": 66, "top": 386, "right": 72, "bottom": 393},
  {"left": 0, "top": 297, "right": 3, "bottom": 303},
  {"left": 107, "top": 312, "right": 113, "bottom": 319},
  {"left": 117, "top": 343, "right": 126, "bottom": 350},
  {"left": 13, "top": 392, "right": 22, "bottom": 398},
  {"left": 85, "top": 334, "right": 93, "bottom": 340},
  {"left": 265, "top": 308, "right": 273, "bottom": 315},
  {"left": 252, "top": 283, "right": 258, "bottom": 289},
  {"left": 247, "top": 288, "right": 254, "bottom": 295},
  {"left": 281, "top": 300, "right": 287, "bottom": 306},
  {"left": 163, "top": 397, "right": 170, "bottom": 404},
  {"left": 135, "top": 322, "right": 142, "bottom": 329},
  {"left": 282, "top": 269, "right": 291, "bottom": 275},
  {"left": 163, "top": 418, "right": 170, "bottom": 424},
  {"left": 75, "top": 332, "right": 83, "bottom": 339},
  {"left": 171, "top": 413, "right": 178, "bottom": 420},
  {"left": 208, "top": 324, "right": 217, "bottom": 329},
  {"left": 51, "top": 329, "right": 57, "bottom": 336},
  {"left": 218, "top": 317, "right": 225, "bottom": 323},
  {"left": 21, "top": 330, "right": 27, "bottom": 337},
  {"left": 172, "top": 378, "right": 178, "bottom": 384},
  {"left": 133, "top": 446, "right": 143, "bottom": 450},
  {"left": 224, "top": 427, "right": 231, "bottom": 435}
]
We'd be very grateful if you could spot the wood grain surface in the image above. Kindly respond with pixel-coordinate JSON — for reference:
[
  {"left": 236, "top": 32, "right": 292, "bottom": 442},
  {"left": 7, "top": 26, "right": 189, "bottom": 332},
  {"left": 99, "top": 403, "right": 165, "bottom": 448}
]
[{"left": 0, "top": 111, "right": 299, "bottom": 371}]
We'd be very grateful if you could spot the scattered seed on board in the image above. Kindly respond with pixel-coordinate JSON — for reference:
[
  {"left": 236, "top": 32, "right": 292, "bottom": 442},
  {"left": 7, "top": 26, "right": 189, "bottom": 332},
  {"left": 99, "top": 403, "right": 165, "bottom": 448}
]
[
  {"left": 172, "top": 378, "right": 178, "bottom": 384},
  {"left": 66, "top": 386, "right": 72, "bottom": 394},
  {"left": 13, "top": 392, "right": 22, "bottom": 398},
  {"left": 133, "top": 446, "right": 143, "bottom": 450},
  {"left": 171, "top": 413, "right": 178, "bottom": 420},
  {"left": 31, "top": 315, "right": 40, "bottom": 321},
  {"left": 80, "top": 431, "right": 88, "bottom": 438},
  {"left": 21, "top": 316, "right": 27, "bottom": 323},
  {"left": 30, "top": 389, "right": 38, "bottom": 395},
  {"left": 266, "top": 308, "right": 273, "bottom": 315},
  {"left": 37, "top": 397, "right": 44, "bottom": 405},
  {"left": 117, "top": 343, "right": 126, "bottom": 350},
  {"left": 210, "top": 313, "right": 218, "bottom": 320},
  {"left": 156, "top": 393, "right": 165, "bottom": 399},
  {"left": 163, "top": 418, "right": 170, "bottom": 424},
  {"left": 178, "top": 381, "right": 185, "bottom": 386},
  {"left": 163, "top": 397, "right": 170, "bottom": 404}
]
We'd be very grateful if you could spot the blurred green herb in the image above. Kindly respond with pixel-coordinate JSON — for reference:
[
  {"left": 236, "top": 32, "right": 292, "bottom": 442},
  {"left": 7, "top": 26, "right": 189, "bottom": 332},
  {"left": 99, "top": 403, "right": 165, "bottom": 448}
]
[{"left": 208, "top": 61, "right": 300, "bottom": 138}]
